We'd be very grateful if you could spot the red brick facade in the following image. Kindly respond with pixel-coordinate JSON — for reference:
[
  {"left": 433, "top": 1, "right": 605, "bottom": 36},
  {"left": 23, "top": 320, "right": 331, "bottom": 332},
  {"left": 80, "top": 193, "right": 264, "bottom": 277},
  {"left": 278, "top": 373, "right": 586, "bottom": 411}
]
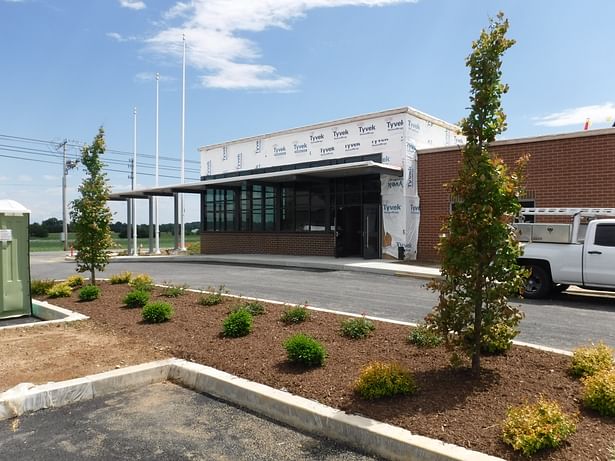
[
  {"left": 417, "top": 129, "right": 615, "bottom": 261},
  {"left": 201, "top": 232, "right": 335, "bottom": 256}
]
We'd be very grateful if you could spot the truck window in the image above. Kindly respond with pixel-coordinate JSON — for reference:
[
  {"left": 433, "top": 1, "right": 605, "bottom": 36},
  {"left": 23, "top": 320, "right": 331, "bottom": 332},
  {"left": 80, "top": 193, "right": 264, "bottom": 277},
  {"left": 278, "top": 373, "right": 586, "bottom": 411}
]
[{"left": 594, "top": 224, "right": 615, "bottom": 247}]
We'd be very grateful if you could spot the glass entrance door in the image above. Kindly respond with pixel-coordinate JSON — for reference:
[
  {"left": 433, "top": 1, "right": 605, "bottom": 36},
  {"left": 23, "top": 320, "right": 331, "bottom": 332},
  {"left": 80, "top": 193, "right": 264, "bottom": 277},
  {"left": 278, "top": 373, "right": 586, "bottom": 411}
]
[{"left": 363, "top": 205, "right": 380, "bottom": 259}]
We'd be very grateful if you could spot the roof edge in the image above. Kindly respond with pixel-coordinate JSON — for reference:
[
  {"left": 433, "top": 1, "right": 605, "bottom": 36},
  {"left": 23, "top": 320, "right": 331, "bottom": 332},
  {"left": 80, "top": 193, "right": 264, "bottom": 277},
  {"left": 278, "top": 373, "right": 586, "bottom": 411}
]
[
  {"left": 418, "top": 127, "right": 615, "bottom": 154},
  {"left": 199, "top": 106, "right": 459, "bottom": 152}
]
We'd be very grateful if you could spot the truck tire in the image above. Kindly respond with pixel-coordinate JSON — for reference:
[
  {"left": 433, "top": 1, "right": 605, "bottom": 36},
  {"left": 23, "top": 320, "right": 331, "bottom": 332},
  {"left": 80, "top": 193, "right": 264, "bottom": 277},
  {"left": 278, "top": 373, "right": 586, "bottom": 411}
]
[{"left": 523, "top": 264, "right": 552, "bottom": 299}]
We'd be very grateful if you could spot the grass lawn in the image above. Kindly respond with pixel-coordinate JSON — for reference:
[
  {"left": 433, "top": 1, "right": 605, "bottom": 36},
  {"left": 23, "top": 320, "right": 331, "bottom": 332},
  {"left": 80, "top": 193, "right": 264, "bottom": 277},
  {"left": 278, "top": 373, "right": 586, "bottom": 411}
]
[{"left": 29, "top": 232, "right": 200, "bottom": 252}]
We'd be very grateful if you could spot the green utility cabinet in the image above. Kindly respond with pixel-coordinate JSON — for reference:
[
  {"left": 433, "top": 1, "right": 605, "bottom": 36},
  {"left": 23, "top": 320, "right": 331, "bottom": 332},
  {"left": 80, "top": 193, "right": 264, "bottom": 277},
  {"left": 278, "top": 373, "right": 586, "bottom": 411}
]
[{"left": 0, "top": 200, "right": 32, "bottom": 319}]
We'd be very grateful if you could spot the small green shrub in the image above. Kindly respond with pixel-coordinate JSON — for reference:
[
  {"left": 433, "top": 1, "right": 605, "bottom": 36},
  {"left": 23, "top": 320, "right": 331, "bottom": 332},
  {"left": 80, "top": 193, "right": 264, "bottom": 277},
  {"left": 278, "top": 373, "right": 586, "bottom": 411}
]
[
  {"left": 198, "top": 285, "right": 227, "bottom": 306},
  {"left": 128, "top": 273, "right": 154, "bottom": 291},
  {"left": 142, "top": 301, "right": 174, "bottom": 323},
  {"left": 66, "top": 275, "right": 85, "bottom": 288},
  {"left": 354, "top": 362, "right": 417, "bottom": 400},
  {"left": 78, "top": 284, "right": 101, "bottom": 301},
  {"left": 463, "top": 322, "right": 518, "bottom": 355},
  {"left": 609, "top": 442, "right": 615, "bottom": 461},
  {"left": 123, "top": 290, "right": 150, "bottom": 309},
  {"left": 283, "top": 334, "right": 326, "bottom": 367},
  {"left": 161, "top": 283, "right": 189, "bottom": 298},
  {"left": 570, "top": 342, "right": 614, "bottom": 378},
  {"left": 236, "top": 300, "right": 265, "bottom": 316},
  {"left": 340, "top": 316, "right": 375, "bottom": 339},
  {"left": 280, "top": 304, "right": 310, "bottom": 325},
  {"left": 222, "top": 309, "right": 253, "bottom": 338},
  {"left": 582, "top": 368, "right": 615, "bottom": 417},
  {"left": 501, "top": 397, "right": 577, "bottom": 456},
  {"left": 47, "top": 283, "right": 72, "bottom": 298},
  {"left": 31, "top": 279, "right": 55, "bottom": 296},
  {"left": 110, "top": 272, "right": 132, "bottom": 284},
  {"left": 407, "top": 324, "right": 443, "bottom": 348}
]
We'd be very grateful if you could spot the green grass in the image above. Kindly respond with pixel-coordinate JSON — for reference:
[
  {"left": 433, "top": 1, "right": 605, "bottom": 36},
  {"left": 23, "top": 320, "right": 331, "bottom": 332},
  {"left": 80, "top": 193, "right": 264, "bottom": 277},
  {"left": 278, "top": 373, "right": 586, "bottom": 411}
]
[{"left": 29, "top": 232, "right": 200, "bottom": 253}]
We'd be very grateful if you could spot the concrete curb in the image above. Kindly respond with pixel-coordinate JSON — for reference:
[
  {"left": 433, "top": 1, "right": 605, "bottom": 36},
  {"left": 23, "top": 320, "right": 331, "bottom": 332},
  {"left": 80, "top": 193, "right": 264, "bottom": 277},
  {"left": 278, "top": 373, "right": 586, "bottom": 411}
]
[
  {"left": 0, "top": 359, "right": 503, "bottom": 461},
  {"left": 0, "top": 300, "right": 89, "bottom": 331}
]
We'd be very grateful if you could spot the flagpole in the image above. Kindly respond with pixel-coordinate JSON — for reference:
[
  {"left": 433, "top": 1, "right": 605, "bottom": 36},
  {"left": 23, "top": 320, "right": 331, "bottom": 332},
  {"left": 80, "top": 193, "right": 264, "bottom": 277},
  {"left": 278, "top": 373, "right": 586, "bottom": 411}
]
[
  {"left": 155, "top": 72, "right": 161, "bottom": 254},
  {"left": 132, "top": 106, "right": 138, "bottom": 255},
  {"left": 180, "top": 33, "right": 186, "bottom": 251}
]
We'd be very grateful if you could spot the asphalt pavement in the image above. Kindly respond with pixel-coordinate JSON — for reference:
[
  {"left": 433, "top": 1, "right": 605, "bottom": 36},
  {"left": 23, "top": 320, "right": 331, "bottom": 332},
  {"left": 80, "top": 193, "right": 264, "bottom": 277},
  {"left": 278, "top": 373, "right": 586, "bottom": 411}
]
[{"left": 0, "top": 382, "right": 380, "bottom": 461}]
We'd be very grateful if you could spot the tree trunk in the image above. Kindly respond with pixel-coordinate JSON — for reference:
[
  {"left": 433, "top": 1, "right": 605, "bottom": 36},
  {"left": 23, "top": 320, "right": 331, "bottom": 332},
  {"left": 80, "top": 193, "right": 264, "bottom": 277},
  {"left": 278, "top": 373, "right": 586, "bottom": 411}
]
[
  {"left": 91, "top": 269, "right": 96, "bottom": 286},
  {"left": 472, "top": 271, "right": 483, "bottom": 376}
]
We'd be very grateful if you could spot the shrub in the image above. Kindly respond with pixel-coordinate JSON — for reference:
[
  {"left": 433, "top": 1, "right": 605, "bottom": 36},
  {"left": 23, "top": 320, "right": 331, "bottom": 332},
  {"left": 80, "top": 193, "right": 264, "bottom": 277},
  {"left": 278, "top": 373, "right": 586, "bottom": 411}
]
[
  {"left": 354, "top": 362, "right": 417, "bottom": 400},
  {"left": 501, "top": 397, "right": 577, "bottom": 456},
  {"left": 570, "top": 342, "right": 614, "bottom": 378},
  {"left": 236, "top": 300, "right": 265, "bottom": 316},
  {"left": 283, "top": 334, "right": 326, "bottom": 367},
  {"left": 198, "top": 285, "right": 227, "bottom": 307},
  {"left": 142, "top": 301, "right": 174, "bottom": 323},
  {"left": 31, "top": 279, "right": 55, "bottom": 297},
  {"left": 66, "top": 275, "right": 85, "bottom": 288},
  {"left": 110, "top": 271, "right": 132, "bottom": 284},
  {"left": 407, "top": 324, "right": 443, "bottom": 348},
  {"left": 123, "top": 290, "right": 150, "bottom": 309},
  {"left": 340, "top": 316, "right": 375, "bottom": 339},
  {"left": 222, "top": 309, "right": 253, "bottom": 338},
  {"left": 463, "top": 322, "right": 518, "bottom": 355},
  {"left": 280, "top": 304, "right": 310, "bottom": 325},
  {"left": 161, "top": 283, "right": 189, "bottom": 298},
  {"left": 128, "top": 273, "right": 154, "bottom": 291},
  {"left": 47, "top": 283, "right": 72, "bottom": 298},
  {"left": 582, "top": 368, "right": 615, "bottom": 417},
  {"left": 78, "top": 284, "right": 101, "bottom": 301}
]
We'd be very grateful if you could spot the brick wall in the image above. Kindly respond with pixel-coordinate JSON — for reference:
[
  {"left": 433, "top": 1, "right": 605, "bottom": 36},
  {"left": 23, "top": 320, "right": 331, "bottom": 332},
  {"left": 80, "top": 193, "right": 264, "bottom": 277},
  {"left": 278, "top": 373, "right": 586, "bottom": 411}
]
[
  {"left": 200, "top": 232, "right": 335, "bottom": 256},
  {"left": 417, "top": 130, "right": 615, "bottom": 261}
]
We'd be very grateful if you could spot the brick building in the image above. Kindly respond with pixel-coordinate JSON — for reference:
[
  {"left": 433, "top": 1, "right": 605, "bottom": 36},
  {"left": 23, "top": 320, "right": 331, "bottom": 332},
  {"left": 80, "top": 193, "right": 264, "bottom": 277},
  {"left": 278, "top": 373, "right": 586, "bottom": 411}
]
[{"left": 417, "top": 128, "right": 615, "bottom": 261}]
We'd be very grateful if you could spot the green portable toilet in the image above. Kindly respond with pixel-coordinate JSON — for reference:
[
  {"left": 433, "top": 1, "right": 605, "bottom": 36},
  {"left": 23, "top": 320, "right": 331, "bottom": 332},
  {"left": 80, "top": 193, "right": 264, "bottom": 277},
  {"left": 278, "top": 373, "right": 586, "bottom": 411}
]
[{"left": 0, "top": 200, "right": 32, "bottom": 319}]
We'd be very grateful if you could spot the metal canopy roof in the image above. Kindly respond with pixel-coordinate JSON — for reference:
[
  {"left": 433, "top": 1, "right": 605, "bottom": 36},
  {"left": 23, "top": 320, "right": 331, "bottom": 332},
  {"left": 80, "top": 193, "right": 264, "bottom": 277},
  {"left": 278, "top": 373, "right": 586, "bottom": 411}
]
[{"left": 109, "top": 160, "right": 402, "bottom": 201}]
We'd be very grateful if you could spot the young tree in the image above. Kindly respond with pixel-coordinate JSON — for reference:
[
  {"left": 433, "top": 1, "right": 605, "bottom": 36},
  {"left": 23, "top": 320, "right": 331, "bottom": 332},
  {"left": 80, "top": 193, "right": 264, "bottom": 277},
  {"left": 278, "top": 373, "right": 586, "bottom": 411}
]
[
  {"left": 426, "top": 12, "right": 527, "bottom": 375},
  {"left": 70, "top": 127, "right": 114, "bottom": 285}
]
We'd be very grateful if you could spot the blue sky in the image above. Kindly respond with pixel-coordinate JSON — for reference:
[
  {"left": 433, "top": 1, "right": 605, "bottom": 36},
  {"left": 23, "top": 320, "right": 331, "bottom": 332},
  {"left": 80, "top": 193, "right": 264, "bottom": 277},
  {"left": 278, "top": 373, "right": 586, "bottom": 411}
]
[{"left": 1, "top": 0, "right": 614, "bottom": 224}]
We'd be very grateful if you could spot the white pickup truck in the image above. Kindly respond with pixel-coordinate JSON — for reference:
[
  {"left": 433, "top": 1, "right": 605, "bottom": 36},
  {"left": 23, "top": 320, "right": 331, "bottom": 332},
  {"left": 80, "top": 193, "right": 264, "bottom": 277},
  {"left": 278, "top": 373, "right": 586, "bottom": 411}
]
[{"left": 515, "top": 208, "right": 615, "bottom": 299}]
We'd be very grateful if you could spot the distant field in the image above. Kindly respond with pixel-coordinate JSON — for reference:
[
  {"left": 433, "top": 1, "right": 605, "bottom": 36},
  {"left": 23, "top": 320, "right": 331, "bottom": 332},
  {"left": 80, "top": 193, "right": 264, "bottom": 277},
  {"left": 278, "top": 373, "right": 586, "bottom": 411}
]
[{"left": 29, "top": 232, "right": 200, "bottom": 253}]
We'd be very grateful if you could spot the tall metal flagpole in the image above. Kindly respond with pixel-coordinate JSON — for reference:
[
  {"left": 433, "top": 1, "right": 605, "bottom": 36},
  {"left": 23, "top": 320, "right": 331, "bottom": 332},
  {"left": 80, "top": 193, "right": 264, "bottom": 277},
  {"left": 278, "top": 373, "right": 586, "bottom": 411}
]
[
  {"left": 180, "top": 34, "right": 186, "bottom": 251},
  {"left": 132, "top": 107, "right": 138, "bottom": 255},
  {"left": 155, "top": 72, "right": 161, "bottom": 254}
]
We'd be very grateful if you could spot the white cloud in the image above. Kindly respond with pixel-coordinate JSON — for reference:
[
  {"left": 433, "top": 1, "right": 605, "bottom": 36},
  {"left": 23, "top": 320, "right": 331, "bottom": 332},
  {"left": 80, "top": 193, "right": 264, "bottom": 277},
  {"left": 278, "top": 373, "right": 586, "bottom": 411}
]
[
  {"left": 43, "top": 175, "right": 57, "bottom": 181},
  {"left": 146, "top": 0, "right": 416, "bottom": 91},
  {"left": 533, "top": 102, "right": 615, "bottom": 127},
  {"left": 3, "top": 0, "right": 26, "bottom": 3},
  {"left": 18, "top": 175, "right": 33, "bottom": 182},
  {"left": 119, "top": 0, "right": 146, "bottom": 10},
  {"left": 106, "top": 32, "right": 137, "bottom": 42}
]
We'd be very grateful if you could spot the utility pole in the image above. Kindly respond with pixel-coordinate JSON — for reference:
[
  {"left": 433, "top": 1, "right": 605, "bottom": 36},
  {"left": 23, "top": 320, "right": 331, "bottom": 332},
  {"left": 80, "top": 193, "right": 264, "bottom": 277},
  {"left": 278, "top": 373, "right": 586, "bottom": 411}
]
[
  {"left": 60, "top": 140, "right": 78, "bottom": 251},
  {"left": 155, "top": 72, "right": 161, "bottom": 254}
]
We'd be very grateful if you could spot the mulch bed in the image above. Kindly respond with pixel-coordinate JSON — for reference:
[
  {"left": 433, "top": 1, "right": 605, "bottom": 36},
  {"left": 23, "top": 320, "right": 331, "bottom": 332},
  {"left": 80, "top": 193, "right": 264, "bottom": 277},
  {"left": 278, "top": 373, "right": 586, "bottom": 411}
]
[{"left": 45, "top": 282, "right": 614, "bottom": 461}]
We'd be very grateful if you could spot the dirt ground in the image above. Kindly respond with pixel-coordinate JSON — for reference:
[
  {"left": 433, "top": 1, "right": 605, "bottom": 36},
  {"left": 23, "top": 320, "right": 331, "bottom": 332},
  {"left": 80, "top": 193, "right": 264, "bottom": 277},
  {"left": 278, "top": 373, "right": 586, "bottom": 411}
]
[{"left": 1, "top": 282, "right": 613, "bottom": 461}]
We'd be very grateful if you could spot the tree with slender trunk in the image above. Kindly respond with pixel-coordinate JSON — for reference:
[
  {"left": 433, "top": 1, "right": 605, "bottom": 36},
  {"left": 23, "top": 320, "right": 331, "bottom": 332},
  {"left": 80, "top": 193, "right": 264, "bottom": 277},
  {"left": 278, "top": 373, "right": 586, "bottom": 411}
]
[
  {"left": 70, "top": 127, "right": 114, "bottom": 285},
  {"left": 426, "top": 12, "right": 527, "bottom": 375}
]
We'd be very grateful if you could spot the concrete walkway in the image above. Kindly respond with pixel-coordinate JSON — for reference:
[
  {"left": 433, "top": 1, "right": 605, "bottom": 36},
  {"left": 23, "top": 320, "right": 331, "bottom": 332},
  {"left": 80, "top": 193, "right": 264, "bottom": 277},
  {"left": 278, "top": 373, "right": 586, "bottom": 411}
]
[{"left": 107, "top": 253, "right": 442, "bottom": 279}]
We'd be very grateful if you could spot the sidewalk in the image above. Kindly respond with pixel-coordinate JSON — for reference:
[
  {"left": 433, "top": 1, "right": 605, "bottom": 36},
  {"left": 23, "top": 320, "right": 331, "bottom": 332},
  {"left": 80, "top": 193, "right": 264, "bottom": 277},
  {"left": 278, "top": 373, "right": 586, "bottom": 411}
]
[{"left": 107, "top": 253, "right": 442, "bottom": 279}]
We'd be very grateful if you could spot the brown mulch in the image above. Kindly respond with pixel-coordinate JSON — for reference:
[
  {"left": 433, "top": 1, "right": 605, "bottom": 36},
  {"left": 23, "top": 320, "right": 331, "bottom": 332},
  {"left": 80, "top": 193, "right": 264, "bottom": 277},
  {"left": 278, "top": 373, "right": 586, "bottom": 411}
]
[{"left": 8, "top": 282, "right": 615, "bottom": 460}]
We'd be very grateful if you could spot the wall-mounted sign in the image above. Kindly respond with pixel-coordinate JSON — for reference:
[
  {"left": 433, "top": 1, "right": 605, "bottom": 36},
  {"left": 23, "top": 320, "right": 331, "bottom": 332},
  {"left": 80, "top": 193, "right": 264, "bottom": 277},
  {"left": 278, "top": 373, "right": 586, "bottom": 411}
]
[{"left": 0, "top": 229, "right": 12, "bottom": 242}]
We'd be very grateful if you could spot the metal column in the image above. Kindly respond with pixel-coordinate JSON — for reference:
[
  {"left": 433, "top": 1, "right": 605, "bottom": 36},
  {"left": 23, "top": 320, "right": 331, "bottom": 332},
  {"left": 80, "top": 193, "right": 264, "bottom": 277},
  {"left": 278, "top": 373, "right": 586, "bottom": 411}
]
[
  {"left": 126, "top": 199, "right": 133, "bottom": 255},
  {"left": 148, "top": 196, "right": 154, "bottom": 254}
]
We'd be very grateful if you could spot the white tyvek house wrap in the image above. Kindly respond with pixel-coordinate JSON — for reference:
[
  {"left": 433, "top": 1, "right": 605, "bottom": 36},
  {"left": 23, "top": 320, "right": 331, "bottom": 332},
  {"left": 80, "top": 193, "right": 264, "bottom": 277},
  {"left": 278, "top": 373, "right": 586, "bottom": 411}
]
[{"left": 201, "top": 108, "right": 462, "bottom": 260}]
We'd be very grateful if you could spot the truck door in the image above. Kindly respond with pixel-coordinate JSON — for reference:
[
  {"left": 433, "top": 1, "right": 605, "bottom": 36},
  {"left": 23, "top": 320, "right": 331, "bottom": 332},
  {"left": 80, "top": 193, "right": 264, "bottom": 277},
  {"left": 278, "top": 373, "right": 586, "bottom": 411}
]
[{"left": 583, "top": 222, "right": 615, "bottom": 287}]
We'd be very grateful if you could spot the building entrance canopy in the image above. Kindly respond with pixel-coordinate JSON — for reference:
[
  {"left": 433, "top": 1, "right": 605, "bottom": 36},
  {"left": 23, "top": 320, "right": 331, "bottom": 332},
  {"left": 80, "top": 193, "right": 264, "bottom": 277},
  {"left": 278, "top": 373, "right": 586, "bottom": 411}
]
[{"left": 108, "top": 160, "right": 401, "bottom": 200}]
